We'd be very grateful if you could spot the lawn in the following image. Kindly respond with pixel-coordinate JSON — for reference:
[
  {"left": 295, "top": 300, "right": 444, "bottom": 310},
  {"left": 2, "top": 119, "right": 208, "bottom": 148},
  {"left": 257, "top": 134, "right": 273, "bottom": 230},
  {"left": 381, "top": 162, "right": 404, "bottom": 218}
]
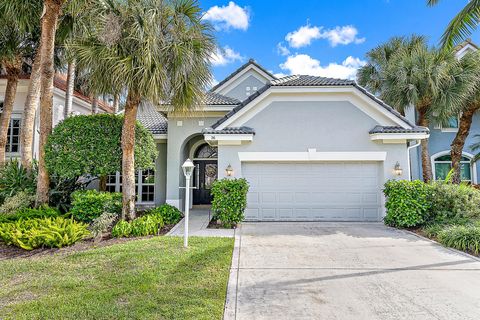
[{"left": 0, "top": 236, "right": 234, "bottom": 320}]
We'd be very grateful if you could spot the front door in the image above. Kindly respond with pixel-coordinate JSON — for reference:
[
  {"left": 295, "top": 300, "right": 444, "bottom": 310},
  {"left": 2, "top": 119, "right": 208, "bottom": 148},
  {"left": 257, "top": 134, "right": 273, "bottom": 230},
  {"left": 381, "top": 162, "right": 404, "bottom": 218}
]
[{"left": 193, "top": 160, "right": 218, "bottom": 204}]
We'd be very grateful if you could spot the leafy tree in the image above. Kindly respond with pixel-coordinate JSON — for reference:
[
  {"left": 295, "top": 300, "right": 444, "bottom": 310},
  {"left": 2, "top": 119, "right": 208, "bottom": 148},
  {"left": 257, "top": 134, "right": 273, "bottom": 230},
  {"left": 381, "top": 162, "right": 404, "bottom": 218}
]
[
  {"left": 70, "top": 0, "right": 214, "bottom": 219},
  {"left": 358, "top": 36, "right": 474, "bottom": 181},
  {"left": 44, "top": 114, "right": 157, "bottom": 179},
  {"left": 428, "top": 0, "right": 480, "bottom": 49}
]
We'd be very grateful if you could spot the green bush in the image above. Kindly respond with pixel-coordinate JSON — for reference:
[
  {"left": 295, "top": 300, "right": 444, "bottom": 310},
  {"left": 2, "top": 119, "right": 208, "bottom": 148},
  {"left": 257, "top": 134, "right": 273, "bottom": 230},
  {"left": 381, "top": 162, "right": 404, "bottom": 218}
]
[
  {"left": 438, "top": 225, "right": 480, "bottom": 255},
  {"left": 211, "top": 178, "right": 249, "bottom": 228},
  {"left": 145, "top": 204, "right": 182, "bottom": 225},
  {"left": 0, "top": 206, "right": 61, "bottom": 223},
  {"left": 111, "top": 215, "right": 164, "bottom": 238},
  {"left": 0, "top": 217, "right": 90, "bottom": 250},
  {"left": 70, "top": 190, "right": 122, "bottom": 223},
  {"left": 429, "top": 182, "right": 480, "bottom": 221},
  {"left": 383, "top": 180, "right": 432, "bottom": 228},
  {"left": 0, "top": 191, "right": 36, "bottom": 214},
  {"left": 0, "top": 159, "right": 36, "bottom": 203}
]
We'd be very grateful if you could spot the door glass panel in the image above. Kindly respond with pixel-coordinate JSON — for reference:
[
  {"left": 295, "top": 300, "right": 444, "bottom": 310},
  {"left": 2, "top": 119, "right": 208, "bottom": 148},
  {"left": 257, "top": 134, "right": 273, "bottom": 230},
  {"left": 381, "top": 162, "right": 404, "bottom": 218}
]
[{"left": 204, "top": 164, "right": 217, "bottom": 190}]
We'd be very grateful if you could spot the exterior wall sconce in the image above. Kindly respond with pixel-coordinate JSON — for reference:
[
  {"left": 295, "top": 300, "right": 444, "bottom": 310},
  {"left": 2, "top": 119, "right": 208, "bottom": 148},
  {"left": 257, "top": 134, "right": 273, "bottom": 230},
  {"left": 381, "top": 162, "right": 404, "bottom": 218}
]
[
  {"left": 394, "top": 162, "right": 403, "bottom": 176},
  {"left": 226, "top": 164, "right": 234, "bottom": 177}
]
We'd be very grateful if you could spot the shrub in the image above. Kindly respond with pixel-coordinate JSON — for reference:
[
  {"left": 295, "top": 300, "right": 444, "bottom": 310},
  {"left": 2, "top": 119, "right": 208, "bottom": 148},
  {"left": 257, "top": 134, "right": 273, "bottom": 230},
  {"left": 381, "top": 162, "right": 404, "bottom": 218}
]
[
  {"left": 0, "top": 159, "right": 36, "bottom": 203},
  {"left": 0, "top": 217, "right": 90, "bottom": 250},
  {"left": 429, "top": 182, "right": 480, "bottom": 221},
  {"left": 70, "top": 190, "right": 122, "bottom": 223},
  {"left": 111, "top": 215, "right": 164, "bottom": 238},
  {"left": 145, "top": 204, "right": 182, "bottom": 225},
  {"left": 437, "top": 225, "right": 480, "bottom": 255},
  {"left": 89, "top": 212, "right": 118, "bottom": 240},
  {"left": 211, "top": 178, "right": 249, "bottom": 228},
  {"left": 383, "top": 180, "right": 432, "bottom": 228},
  {"left": 0, "top": 206, "right": 61, "bottom": 223},
  {"left": 0, "top": 191, "right": 36, "bottom": 214}
]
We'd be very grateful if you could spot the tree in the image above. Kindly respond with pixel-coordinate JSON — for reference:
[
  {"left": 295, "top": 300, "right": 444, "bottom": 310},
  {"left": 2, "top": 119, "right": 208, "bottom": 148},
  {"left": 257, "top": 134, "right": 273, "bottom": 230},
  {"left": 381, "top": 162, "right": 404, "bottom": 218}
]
[
  {"left": 358, "top": 36, "right": 472, "bottom": 182},
  {"left": 427, "top": 0, "right": 480, "bottom": 49},
  {"left": 71, "top": 0, "right": 214, "bottom": 220},
  {"left": 45, "top": 114, "right": 157, "bottom": 179}
]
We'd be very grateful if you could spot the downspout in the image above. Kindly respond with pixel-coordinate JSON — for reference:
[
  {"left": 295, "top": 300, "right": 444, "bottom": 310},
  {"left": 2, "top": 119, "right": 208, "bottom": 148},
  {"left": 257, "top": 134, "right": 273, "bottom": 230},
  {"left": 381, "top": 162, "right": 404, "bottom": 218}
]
[{"left": 407, "top": 140, "right": 421, "bottom": 181}]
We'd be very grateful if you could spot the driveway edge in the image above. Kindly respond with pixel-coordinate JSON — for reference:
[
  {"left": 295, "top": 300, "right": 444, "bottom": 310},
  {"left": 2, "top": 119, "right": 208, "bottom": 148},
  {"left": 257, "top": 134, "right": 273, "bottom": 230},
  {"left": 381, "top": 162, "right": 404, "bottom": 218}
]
[{"left": 223, "top": 225, "right": 241, "bottom": 320}]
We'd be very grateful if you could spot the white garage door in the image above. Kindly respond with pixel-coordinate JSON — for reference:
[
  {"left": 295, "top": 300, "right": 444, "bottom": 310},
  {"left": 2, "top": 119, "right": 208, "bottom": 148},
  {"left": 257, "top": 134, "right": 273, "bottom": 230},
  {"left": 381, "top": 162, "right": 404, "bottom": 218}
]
[{"left": 242, "top": 162, "right": 382, "bottom": 221}]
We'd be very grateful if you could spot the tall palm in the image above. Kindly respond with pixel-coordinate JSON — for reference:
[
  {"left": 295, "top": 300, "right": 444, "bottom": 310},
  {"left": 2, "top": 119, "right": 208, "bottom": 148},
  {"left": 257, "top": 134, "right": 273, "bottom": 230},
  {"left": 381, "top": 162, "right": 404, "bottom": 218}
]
[
  {"left": 358, "top": 37, "right": 471, "bottom": 182},
  {"left": 427, "top": 0, "right": 480, "bottom": 49},
  {"left": 71, "top": 0, "right": 214, "bottom": 220}
]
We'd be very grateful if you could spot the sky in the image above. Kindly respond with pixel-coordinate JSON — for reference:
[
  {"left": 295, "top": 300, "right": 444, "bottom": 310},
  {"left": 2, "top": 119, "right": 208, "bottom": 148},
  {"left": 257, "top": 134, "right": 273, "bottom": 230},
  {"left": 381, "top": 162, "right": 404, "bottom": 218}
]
[{"left": 200, "top": 0, "right": 479, "bottom": 85}]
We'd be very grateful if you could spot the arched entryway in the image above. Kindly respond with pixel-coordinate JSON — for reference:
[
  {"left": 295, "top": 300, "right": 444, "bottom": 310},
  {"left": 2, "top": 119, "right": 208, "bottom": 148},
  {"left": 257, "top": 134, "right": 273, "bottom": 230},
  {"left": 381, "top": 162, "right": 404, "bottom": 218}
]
[{"left": 192, "top": 143, "right": 218, "bottom": 205}]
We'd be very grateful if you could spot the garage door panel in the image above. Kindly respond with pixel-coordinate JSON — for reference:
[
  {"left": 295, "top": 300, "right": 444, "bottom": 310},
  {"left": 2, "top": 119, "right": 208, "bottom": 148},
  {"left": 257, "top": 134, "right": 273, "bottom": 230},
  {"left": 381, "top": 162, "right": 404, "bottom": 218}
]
[{"left": 242, "top": 162, "right": 382, "bottom": 222}]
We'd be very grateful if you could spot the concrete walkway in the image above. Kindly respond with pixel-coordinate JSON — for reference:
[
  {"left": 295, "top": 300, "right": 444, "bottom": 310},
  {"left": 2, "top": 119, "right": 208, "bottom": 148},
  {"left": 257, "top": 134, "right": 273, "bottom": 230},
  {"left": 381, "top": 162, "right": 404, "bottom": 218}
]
[
  {"left": 167, "top": 207, "right": 234, "bottom": 237},
  {"left": 224, "top": 222, "right": 480, "bottom": 320}
]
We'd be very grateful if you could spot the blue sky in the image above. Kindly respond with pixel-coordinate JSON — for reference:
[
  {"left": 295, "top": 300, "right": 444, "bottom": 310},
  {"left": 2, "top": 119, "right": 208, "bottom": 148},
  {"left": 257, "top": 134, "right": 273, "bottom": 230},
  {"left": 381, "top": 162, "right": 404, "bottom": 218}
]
[{"left": 201, "top": 0, "right": 478, "bottom": 84}]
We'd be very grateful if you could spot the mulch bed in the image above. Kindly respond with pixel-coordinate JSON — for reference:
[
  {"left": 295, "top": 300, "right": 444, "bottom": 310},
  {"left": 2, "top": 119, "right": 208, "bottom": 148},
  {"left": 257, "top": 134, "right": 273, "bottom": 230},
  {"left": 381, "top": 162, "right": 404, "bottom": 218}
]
[{"left": 0, "top": 224, "right": 175, "bottom": 261}]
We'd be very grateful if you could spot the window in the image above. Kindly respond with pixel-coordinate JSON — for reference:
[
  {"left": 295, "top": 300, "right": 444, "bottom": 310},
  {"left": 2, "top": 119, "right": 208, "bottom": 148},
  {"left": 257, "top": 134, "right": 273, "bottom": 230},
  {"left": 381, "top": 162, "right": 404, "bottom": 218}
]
[
  {"left": 105, "top": 169, "right": 155, "bottom": 203},
  {"left": 194, "top": 144, "right": 218, "bottom": 159},
  {"left": 433, "top": 154, "right": 472, "bottom": 182},
  {"left": 435, "top": 115, "right": 460, "bottom": 132},
  {"left": 6, "top": 118, "right": 21, "bottom": 153}
]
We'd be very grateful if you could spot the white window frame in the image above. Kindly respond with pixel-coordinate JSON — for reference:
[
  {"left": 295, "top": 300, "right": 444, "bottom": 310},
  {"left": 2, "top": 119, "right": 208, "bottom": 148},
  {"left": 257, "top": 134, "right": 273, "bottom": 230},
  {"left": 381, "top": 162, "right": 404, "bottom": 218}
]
[
  {"left": 6, "top": 114, "right": 22, "bottom": 155},
  {"left": 106, "top": 169, "right": 155, "bottom": 204},
  {"left": 431, "top": 150, "right": 477, "bottom": 183}
]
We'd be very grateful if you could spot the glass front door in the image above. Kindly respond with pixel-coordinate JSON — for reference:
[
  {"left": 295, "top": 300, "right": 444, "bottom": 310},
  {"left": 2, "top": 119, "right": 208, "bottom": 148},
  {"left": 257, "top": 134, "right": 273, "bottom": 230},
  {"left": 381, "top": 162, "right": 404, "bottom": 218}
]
[{"left": 193, "top": 160, "right": 218, "bottom": 205}]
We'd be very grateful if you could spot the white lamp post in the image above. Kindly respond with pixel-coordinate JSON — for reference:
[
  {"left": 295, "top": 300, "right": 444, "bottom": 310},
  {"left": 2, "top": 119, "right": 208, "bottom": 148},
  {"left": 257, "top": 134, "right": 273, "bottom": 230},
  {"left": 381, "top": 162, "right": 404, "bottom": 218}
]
[{"left": 182, "top": 158, "right": 195, "bottom": 248}]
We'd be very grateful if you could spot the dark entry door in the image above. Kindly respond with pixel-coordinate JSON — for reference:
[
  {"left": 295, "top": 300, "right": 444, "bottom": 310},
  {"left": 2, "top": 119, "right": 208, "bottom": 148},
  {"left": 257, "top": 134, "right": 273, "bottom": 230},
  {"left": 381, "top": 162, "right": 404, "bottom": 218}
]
[{"left": 193, "top": 160, "right": 218, "bottom": 205}]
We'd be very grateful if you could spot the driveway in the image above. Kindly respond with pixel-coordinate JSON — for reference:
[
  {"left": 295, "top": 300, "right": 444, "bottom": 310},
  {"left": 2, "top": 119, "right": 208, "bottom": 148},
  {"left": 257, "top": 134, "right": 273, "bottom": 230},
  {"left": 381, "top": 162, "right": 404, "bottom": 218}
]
[{"left": 225, "top": 223, "right": 480, "bottom": 320}]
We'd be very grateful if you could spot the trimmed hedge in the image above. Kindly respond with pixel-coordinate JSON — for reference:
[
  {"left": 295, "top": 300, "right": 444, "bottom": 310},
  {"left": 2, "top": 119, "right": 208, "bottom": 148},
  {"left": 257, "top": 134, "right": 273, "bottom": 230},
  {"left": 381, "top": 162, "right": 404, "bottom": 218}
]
[
  {"left": 69, "top": 190, "right": 122, "bottom": 223},
  {"left": 145, "top": 204, "right": 182, "bottom": 225},
  {"left": 211, "top": 178, "right": 249, "bottom": 228}
]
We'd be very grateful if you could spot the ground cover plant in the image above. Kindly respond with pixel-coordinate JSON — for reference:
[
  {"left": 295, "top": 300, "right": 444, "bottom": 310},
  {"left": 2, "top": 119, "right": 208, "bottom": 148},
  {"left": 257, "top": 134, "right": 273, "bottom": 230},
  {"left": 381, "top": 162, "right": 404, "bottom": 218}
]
[{"left": 0, "top": 236, "right": 234, "bottom": 319}]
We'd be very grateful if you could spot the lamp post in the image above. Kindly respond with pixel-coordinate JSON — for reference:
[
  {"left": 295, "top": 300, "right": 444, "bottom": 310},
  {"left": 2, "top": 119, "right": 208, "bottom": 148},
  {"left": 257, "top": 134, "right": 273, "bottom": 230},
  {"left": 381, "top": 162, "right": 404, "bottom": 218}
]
[{"left": 182, "top": 159, "right": 195, "bottom": 248}]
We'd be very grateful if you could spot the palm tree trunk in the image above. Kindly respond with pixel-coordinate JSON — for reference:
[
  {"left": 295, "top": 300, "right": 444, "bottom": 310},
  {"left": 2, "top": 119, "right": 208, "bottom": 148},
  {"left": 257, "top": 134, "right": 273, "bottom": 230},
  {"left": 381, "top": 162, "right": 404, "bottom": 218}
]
[
  {"left": 36, "top": 0, "right": 63, "bottom": 205},
  {"left": 418, "top": 108, "right": 433, "bottom": 182},
  {"left": 113, "top": 94, "right": 119, "bottom": 113},
  {"left": 0, "top": 64, "right": 21, "bottom": 166},
  {"left": 450, "top": 104, "right": 479, "bottom": 184},
  {"left": 64, "top": 59, "right": 76, "bottom": 118},
  {"left": 121, "top": 90, "right": 141, "bottom": 220},
  {"left": 21, "top": 42, "right": 43, "bottom": 171},
  {"left": 91, "top": 96, "right": 98, "bottom": 114}
]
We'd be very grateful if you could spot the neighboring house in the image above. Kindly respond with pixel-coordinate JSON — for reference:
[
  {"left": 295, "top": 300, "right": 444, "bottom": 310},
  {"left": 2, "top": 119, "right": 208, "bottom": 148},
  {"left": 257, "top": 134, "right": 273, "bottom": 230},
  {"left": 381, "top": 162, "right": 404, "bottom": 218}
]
[
  {"left": 134, "top": 59, "right": 429, "bottom": 221},
  {"left": 0, "top": 74, "right": 113, "bottom": 161},
  {"left": 410, "top": 40, "right": 480, "bottom": 183}
]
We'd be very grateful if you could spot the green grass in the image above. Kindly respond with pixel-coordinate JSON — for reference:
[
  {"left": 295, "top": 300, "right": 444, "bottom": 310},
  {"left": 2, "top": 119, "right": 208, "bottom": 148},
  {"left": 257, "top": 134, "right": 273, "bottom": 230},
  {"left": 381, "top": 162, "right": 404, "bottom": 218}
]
[{"left": 0, "top": 236, "right": 234, "bottom": 320}]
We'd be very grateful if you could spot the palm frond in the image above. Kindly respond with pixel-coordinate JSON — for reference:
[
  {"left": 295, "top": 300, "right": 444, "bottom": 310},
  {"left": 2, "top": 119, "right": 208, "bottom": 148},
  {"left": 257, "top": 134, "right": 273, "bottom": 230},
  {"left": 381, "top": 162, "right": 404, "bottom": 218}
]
[{"left": 439, "top": 0, "right": 480, "bottom": 49}]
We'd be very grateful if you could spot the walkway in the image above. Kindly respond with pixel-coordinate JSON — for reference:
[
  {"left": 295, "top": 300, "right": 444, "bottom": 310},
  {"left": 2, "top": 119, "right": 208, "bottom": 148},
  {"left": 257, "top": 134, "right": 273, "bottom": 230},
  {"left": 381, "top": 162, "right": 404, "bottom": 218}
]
[{"left": 167, "top": 207, "right": 235, "bottom": 238}]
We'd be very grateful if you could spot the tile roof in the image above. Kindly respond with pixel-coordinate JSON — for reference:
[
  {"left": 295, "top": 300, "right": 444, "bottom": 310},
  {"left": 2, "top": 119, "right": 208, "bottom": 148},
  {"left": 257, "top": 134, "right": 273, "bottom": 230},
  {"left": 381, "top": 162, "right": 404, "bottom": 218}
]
[
  {"left": 209, "top": 59, "right": 276, "bottom": 92},
  {"left": 204, "top": 92, "right": 240, "bottom": 105},
  {"left": 202, "top": 126, "right": 255, "bottom": 135},
  {"left": 136, "top": 102, "right": 168, "bottom": 134},
  {"left": 369, "top": 125, "right": 429, "bottom": 134},
  {"left": 211, "top": 74, "right": 416, "bottom": 129}
]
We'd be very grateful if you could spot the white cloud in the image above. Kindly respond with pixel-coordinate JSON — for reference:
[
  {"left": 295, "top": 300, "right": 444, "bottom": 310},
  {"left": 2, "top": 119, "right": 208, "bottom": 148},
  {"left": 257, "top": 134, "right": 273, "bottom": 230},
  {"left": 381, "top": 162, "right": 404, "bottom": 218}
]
[
  {"left": 285, "top": 25, "right": 322, "bottom": 48},
  {"left": 285, "top": 24, "right": 365, "bottom": 48},
  {"left": 279, "top": 54, "right": 366, "bottom": 80},
  {"left": 276, "top": 42, "right": 291, "bottom": 56},
  {"left": 203, "top": 2, "right": 250, "bottom": 31},
  {"left": 210, "top": 46, "right": 245, "bottom": 66}
]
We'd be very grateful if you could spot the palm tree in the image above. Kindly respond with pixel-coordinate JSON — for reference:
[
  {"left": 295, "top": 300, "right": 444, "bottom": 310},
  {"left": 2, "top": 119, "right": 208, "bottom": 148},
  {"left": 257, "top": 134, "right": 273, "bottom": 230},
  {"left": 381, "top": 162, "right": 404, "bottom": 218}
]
[
  {"left": 427, "top": 0, "right": 480, "bottom": 49},
  {"left": 71, "top": 0, "right": 214, "bottom": 220},
  {"left": 358, "top": 37, "right": 472, "bottom": 182}
]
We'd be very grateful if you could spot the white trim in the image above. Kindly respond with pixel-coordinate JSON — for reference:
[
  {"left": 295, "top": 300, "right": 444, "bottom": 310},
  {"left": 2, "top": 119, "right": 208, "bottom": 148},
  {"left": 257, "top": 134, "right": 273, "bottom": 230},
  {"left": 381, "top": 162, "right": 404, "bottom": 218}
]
[
  {"left": 370, "top": 133, "right": 430, "bottom": 141},
  {"left": 153, "top": 134, "right": 167, "bottom": 140},
  {"left": 204, "top": 133, "right": 254, "bottom": 146},
  {"left": 456, "top": 44, "right": 478, "bottom": 59},
  {"left": 430, "top": 150, "right": 477, "bottom": 183},
  {"left": 213, "top": 64, "right": 275, "bottom": 94},
  {"left": 216, "top": 87, "right": 412, "bottom": 130},
  {"left": 157, "top": 105, "right": 234, "bottom": 112},
  {"left": 238, "top": 151, "right": 387, "bottom": 162}
]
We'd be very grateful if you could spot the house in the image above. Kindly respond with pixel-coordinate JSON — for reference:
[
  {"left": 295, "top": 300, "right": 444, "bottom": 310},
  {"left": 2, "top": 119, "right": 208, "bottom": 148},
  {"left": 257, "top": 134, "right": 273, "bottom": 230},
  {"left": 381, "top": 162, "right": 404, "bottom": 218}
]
[
  {"left": 0, "top": 74, "right": 113, "bottom": 160},
  {"left": 133, "top": 59, "right": 430, "bottom": 221},
  {"left": 409, "top": 40, "right": 480, "bottom": 183}
]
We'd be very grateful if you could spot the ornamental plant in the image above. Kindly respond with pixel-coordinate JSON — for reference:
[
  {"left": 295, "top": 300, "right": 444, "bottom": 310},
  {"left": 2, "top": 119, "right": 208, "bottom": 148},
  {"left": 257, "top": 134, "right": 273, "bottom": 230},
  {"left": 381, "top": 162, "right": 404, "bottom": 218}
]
[
  {"left": 145, "top": 204, "right": 182, "bottom": 225},
  {"left": 211, "top": 178, "right": 249, "bottom": 228},
  {"left": 69, "top": 190, "right": 122, "bottom": 223},
  {"left": 44, "top": 114, "right": 157, "bottom": 179}
]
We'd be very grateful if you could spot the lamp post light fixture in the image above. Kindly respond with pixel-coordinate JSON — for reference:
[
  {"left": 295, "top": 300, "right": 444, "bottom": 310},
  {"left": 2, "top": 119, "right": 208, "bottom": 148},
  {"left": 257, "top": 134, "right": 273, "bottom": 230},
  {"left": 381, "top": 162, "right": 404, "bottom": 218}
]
[
  {"left": 225, "top": 164, "right": 234, "bottom": 177},
  {"left": 181, "top": 158, "right": 195, "bottom": 248},
  {"left": 394, "top": 162, "right": 403, "bottom": 176}
]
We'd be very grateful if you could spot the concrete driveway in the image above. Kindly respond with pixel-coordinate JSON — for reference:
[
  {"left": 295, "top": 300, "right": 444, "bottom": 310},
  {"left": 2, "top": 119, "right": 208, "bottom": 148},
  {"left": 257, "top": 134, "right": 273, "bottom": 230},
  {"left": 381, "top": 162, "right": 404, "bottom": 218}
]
[{"left": 225, "top": 223, "right": 480, "bottom": 320}]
